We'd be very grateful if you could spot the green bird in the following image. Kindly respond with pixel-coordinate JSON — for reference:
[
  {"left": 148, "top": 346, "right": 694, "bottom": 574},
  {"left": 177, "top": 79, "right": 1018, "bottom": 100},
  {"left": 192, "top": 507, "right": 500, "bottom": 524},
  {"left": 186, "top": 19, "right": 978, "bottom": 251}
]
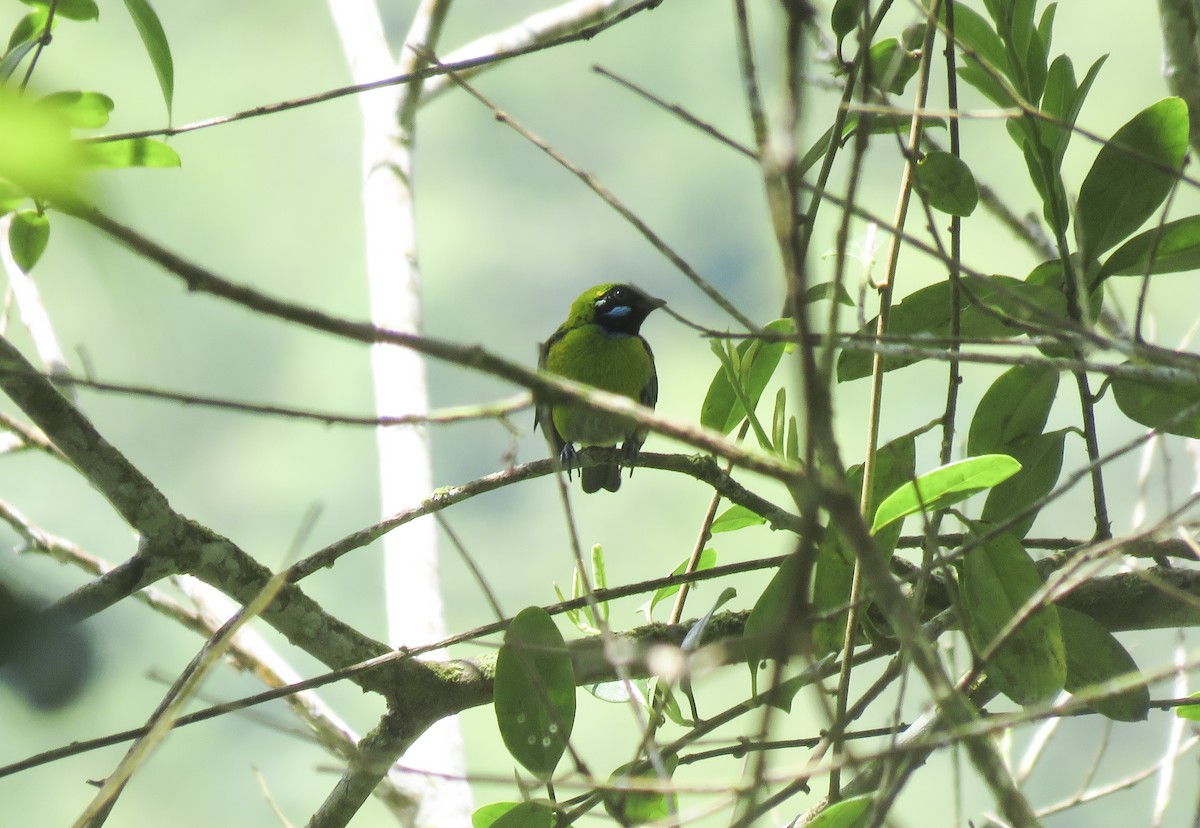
[{"left": 536, "top": 283, "right": 664, "bottom": 493}]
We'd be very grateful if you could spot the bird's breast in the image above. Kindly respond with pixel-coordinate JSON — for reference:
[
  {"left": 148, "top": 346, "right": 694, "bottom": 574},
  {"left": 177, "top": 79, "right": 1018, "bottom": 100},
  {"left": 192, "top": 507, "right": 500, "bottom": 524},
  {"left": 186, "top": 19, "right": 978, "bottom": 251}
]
[{"left": 544, "top": 325, "right": 653, "bottom": 397}]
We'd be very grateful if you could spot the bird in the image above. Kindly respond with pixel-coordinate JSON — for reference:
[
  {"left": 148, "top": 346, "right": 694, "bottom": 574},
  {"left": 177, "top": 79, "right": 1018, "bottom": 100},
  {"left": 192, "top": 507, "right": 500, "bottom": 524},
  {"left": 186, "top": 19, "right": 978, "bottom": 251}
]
[{"left": 536, "top": 283, "right": 664, "bottom": 493}]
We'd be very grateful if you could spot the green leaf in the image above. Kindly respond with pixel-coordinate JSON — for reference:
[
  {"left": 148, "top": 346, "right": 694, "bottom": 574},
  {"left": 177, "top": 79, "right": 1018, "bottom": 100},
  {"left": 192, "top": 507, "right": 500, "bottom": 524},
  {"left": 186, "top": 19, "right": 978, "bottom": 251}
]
[
  {"left": 1036, "top": 2, "right": 1057, "bottom": 57},
  {"left": 914, "top": 151, "right": 979, "bottom": 217},
  {"left": 6, "top": 9, "right": 46, "bottom": 53},
  {"left": 1076, "top": 97, "right": 1189, "bottom": 261},
  {"left": 968, "top": 365, "right": 1060, "bottom": 455},
  {"left": 712, "top": 505, "right": 766, "bottom": 534},
  {"left": 837, "top": 276, "right": 1061, "bottom": 381},
  {"left": 980, "top": 430, "right": 1066, "bottom": 538},
  {"left": 472, "top": 801, "right": 555, "bottom": 828},
  {"left": 810, "top": 433, "right": 915, "bottom": 654},
  {"left": 1025, "top": 257, "right": 1103, "bottom": 325},
  {"left": 1112, "top": 371, "right": 1200, "bottom": 438},
  {"left": 958, "top": 56, "right": 1019, "bottom": 110},
  {"left": 604, "top": 756, "right": 679, "bottom": 826},
  {"left": 37, "top": 91, "right": 114, "bottom": 129},
  {"left": 590, "top": 543, "right": 608, "bottom": 625},
  {"left": 1020, "top": 135, "right": 1070, "bottom": 232},
  {"left": 830, "top": 0, "right": 865, "bottom": 40},
  {"left": 7, "top": 209, "right": 49, "bottom": 272},
  {"left": 811, "top": 537, "right": 855, "bottom": 655},
  {"left": 642, "top": 548, "right": 717, "bottom": 620},
  {"left": 798, "top": 113, "right": 946, "bottom": 179},
  {"left": 21, "top": 0, "right": 99, "bottom": 21},
  {"left": 867, "top": 38, "right": 919, "bottom": 95},
  {"left": 681, "top": 587, "right": 736, "bottom": 653},
  {"left": 1039, "top": 54, "right": 1106, "bottom": 169},
  {"left": 700, "top": 319, "right": 793, "bottom": 434},
  {"left": 1, "top": 11, "right": 50, "bottom": 80},
  {"left": 807, "top": 795, "right": 874, "bottom": 828},
  {"left": 772, "top": 387, "right": 786, "bottom": 452},
  {"left": 961, "top": 530, "right": 1066, "bottom": 705},
  {"left": 494, "top": 607, "right": 576, "bottom": 780},
  {"left": 946, "top": 4, "right": 1009, "bottom": 81},
  {"left": 121, "top": 0, "right": 174, "bottom": 119},
  {"left": 872, "top": 455, "right": 1022, "bottom": 533},
  {"left": 802, "top": 280, "right": 856, "bottom": 307},
  {"left": 1176, "top": 697, "right": 1200, "bottom": 722},
  {"left": 79, "top": 138, "right": 180, "bottom": 168},
  {"left": 1013, "top": 0, "right": 1047, "bottom": 101},
  {"left": 762, "top": 671, "right": 819, "bottom": 714},
  {"left": 1100, "top": 215, "right": 1200, "bottom": 280},
  {"left": 553, "top": 581, "right": 589, "bottom": 636},
  {"left": 1059, "top": 606, "right": 1149, "bottom": 722},
  {"left": 744, "top": 555, "right": 802, "bottom": 687},
  {"left": 848, "top": 432, "right": 917, "bottom": 556},
  {"left": 1037, "top": 55, "right": 1076, "bottom": 160}
]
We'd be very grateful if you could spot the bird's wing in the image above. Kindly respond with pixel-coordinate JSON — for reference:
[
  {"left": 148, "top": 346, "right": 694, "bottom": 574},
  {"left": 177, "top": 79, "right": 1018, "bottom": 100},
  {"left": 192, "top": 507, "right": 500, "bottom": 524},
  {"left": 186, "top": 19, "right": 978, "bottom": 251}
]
[
  {"left": 639, "top": 336, "right": 658, "bottom": 410},
  {"left": 534, "top": 331, "right": 567, "bottom": 455}
]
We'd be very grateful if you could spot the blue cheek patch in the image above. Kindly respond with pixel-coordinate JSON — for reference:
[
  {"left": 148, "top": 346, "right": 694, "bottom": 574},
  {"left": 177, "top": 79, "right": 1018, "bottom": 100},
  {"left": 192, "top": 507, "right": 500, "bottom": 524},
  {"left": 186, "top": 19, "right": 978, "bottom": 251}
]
[{"left": 601, "top": 305, "right": 632, "bottom": 319}]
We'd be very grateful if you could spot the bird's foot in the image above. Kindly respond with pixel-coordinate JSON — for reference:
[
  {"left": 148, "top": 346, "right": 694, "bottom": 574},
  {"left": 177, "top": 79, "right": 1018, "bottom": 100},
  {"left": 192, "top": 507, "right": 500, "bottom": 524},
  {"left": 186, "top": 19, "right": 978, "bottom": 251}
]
[
  {"left": 620, "top": 440, "right": 641, "bottom": 479},
  {"left": 559, "top": 443, "right": 580, "bottom": 481}
]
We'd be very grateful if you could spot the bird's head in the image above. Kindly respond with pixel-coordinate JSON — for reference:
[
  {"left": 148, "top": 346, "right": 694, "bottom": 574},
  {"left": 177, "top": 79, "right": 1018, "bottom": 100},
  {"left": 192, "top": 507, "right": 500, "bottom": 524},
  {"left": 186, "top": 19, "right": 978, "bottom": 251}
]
[{"left": 569, "top": 283, "right": 665, "bottom": 335}]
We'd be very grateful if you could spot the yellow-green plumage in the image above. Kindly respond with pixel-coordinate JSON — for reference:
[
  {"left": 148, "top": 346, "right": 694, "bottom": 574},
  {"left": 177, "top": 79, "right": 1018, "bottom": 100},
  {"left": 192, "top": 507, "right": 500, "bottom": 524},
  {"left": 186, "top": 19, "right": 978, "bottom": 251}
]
[{"left": 537, "top": 283, "right": 663, "bottom": 493}]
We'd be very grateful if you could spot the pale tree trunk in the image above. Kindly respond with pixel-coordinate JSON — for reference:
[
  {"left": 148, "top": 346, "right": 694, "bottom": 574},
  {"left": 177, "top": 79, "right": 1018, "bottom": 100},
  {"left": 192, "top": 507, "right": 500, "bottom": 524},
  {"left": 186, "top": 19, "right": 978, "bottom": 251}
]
[{"left": 327, "top": 2, "right": 469, "bottom": 826}]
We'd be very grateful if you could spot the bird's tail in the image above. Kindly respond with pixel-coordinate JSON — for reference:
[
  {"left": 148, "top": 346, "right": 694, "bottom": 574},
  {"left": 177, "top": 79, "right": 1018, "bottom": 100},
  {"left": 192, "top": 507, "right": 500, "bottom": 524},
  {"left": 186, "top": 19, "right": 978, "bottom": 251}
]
[{"left": 582, "top": 463, "right": 622, "bottom": 493}]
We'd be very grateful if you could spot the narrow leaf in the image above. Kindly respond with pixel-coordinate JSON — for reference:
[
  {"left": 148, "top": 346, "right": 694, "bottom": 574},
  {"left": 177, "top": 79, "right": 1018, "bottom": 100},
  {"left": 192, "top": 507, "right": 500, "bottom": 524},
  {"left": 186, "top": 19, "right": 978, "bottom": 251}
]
[
  {"left": 1, "top": 12, "right": 49, "bottom": 81},
  {"left": 700, "top": 319, "right": 793, "bottom": 433},
  {"left": 121, "top": 0, "right": 174, "bottom": 119},
  {"left": 872, "top": 455, "right": 1022, "bottom": 533}
]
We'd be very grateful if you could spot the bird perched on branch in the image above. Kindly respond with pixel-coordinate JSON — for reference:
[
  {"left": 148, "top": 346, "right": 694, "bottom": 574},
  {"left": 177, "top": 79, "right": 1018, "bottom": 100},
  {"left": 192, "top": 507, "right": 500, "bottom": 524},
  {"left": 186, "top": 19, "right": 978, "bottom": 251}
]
[{"left": 536, "top": 283, "right": 664, "bottom": 493}]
